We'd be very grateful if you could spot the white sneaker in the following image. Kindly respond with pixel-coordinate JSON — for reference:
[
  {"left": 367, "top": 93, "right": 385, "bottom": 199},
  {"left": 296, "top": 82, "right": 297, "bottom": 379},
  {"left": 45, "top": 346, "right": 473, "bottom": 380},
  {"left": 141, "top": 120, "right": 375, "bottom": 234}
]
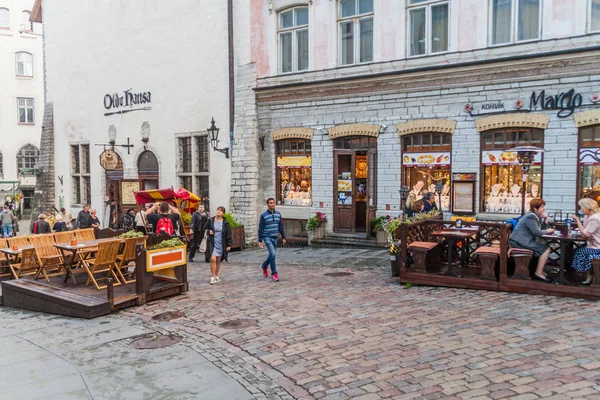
[
  {"left": 215, "top": 276, "right": 221, "bottom": 282},
  {"left": 209, "top": 277, "right": 216, "bottom": 285}
]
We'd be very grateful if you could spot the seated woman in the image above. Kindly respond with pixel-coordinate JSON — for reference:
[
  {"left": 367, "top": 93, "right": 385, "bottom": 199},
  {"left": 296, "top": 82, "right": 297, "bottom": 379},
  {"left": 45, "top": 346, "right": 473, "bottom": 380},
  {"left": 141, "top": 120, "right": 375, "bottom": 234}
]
[
  {"left": 406, "top": 200, "right": 425, "bottom": 218},
  {"left": 509, "top": 198, "right": 555, "bottom": 283},
  {"left": 572, "top": 198, "right": 600, "bottom": 285}
]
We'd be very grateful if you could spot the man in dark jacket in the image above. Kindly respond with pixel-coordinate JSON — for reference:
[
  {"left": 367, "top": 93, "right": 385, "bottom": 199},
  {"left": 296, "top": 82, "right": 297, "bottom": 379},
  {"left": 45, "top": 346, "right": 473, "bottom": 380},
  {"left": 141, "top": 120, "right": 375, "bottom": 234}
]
[
  {"left": 76, "top": 204, "right": 93, "bottom": 229},
  {"left": 422, "top": 192, "right": 438, "bottom": 213},
  {"left": 188, "top": 203, "right": 209, "bottom": 262},
  {"left": 258, "top": 198, "right": 286, "bottom": 282},
  {"left": 33, "top": 214, "right": 51, "bottom": 234}
]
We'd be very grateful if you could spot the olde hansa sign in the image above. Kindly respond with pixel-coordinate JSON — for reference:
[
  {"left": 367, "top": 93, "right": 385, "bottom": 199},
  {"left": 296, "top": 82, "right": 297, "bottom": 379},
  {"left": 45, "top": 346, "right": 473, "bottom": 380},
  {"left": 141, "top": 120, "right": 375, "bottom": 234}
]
[{"left": 103, "top": 88, "right": 151, "bottom": 116}]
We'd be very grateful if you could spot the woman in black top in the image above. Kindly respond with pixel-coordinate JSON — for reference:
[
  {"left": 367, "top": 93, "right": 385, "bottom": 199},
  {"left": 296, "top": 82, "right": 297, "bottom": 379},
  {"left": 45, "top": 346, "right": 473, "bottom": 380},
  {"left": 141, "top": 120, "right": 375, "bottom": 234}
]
[
  {"left": 188, "top": 203, "right": 209, "bottom": 262},
  {"left": 205, "top": 206, "right": 232, "bottom": 284},
  {"left": 90, "top": 209, "right": 101, "bottom": 228}
]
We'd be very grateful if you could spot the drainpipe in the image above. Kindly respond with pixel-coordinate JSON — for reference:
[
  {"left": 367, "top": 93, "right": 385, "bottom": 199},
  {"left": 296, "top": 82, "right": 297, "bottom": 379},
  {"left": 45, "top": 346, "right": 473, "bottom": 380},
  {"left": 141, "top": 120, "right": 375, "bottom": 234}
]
[{"left": 227, "top": 0, "right": 234, "bottom": 156}]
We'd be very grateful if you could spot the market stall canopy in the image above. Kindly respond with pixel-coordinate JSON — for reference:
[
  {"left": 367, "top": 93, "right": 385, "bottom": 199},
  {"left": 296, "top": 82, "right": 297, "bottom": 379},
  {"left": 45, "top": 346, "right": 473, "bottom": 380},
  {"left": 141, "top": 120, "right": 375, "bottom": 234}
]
[{"left": 134, "top": 188, "right": 200, "bottom": 213}]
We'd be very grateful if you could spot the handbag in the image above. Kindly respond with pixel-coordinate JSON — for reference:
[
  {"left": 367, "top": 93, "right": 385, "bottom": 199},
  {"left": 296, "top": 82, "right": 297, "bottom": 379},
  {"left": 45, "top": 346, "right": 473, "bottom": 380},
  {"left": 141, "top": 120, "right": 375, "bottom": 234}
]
[{"left": 199, "top": 230, "right": 208, "bottom": 253}]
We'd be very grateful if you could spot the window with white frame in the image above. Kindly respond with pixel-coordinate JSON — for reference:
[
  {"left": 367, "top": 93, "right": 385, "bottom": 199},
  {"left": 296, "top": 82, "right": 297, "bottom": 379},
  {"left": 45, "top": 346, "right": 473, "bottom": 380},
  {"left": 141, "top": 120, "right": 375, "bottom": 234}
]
[
  {"left": 17, "top": 98, "right": 34, "bottom": 124},
  {"left": 592, "top": 0, "right": 600, "bottom": 32},
  {"left": 71, "top": 144, "right": 91, "bottom": 204},
  {"left": 0, "top": 8, "right": 9, "bottom": 29},
  {"left": 278, "top": 6, "right": 309, "bottom": 73},
  {"left": 16, "top": 52, "right": 33, "bottom": 77},
  {"left": 339, "top": 0, "right": 374, "bottom": 65},
  {"left": 491, "top": 0, "right": 540, "bottom": 45},
  {"left": 16, "top": 144, "right": 38, "bottom": 173},
  {"left": 177, "top": 135, "right": 210, "bottom": 202},
  {"left": 20, "top": 10, "right": 32, "bottom": 32},
  {"left": 408, "top": 0, "right": 449, "bottom": 56}
]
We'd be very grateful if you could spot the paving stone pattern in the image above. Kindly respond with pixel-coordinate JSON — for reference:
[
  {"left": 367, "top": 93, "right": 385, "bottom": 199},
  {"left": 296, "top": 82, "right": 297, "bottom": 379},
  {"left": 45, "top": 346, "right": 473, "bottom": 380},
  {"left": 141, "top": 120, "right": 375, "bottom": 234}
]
[{"left": 124, "top": 248, "right": 600, "bottom": 399}]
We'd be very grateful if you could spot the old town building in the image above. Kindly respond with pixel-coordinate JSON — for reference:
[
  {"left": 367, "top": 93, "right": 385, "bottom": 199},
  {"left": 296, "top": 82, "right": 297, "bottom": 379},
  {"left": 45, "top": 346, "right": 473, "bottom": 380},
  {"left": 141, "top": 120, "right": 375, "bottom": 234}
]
[
  {"left": 0, "top": 0, "right": 43, "bottom": 218},
  {"left": 230, "top": 0, "right": 600, "bottom": 244}
]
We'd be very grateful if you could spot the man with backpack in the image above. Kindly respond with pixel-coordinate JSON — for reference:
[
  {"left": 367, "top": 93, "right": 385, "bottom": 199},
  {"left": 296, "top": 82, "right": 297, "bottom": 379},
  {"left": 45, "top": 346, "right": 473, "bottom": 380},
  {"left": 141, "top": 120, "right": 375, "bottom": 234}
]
[{"left": 144, "top": 202, "right": 181, "bottom": 235}]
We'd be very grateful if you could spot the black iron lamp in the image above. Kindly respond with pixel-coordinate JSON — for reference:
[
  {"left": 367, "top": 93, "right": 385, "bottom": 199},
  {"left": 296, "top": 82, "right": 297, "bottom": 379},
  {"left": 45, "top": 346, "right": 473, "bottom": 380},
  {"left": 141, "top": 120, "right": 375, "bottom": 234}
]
[
  {"left": 435, "top": 180, "right": 444, "bottom": 214},
  {"left": 511, "top": 146, "right": 544, "bottom": 216},
  {"left": 207, "top": 117, "right": 230, "bottom": 158},
  {"left": 399, "top": 185, "right": 409, "bottom": 222}
]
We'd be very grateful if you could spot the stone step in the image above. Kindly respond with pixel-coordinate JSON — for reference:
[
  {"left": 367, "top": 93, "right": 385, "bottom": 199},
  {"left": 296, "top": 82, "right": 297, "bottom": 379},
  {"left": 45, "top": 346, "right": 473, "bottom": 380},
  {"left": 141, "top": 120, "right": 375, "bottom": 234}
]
[{"left": 311, "top": 235, "right": 388, "bottom": 249}]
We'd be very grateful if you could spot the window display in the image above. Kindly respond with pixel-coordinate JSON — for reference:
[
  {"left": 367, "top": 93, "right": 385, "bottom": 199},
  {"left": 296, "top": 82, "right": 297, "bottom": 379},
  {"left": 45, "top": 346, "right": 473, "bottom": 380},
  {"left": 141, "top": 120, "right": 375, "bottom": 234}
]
[
  {"left": 481, "top": 129, "right": 543, "bottom": 213},
  {"left": 579, "top": 125, "right": 600, "bottom": 203},
  {"left": 276, "top": 139, "right": 312, "bottom": 206},
  {"left": 401, "top": 133, "right": 451, "bottom": 211}
]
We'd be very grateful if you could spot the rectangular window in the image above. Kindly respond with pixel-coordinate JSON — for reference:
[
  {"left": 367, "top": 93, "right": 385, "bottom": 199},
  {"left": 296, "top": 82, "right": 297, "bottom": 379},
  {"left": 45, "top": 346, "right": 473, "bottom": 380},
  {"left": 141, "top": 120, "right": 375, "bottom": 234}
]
[
  {"left": 196, "top": 136, "right": 209, "bottom": 172},
  {"left": 82, "top": 176, "right": 91, "bottom": 205},
  {"left": 279, "top": 7, "right": 309, "bottom": 74},
  {"left": 71, "top": 143, "right": 91, "bottom": 205},
  {"left": 591, "top": 0, "right": 600, "bottom": 32},
  {"left": 491, "top": 0, "right": 540, "bottom": 45},
  {"left": 81, "top": 144, "right": 90, "bottom": 174},
  {"left": 17, "top": 97, "right": 34, "bottom": 124},
  {"left": 179, "top": 137, "right": 192, "bottom": 173},
  {"left": 178, "top": 134, "right": 210, "bottom": 206},
  {"left": 180, "top": 176, "right": 192, "bottom": 191},
  {"left": 408, "top": 1, "right": 449, "bottom": 56},
  {"left": 276, "top": 140, "right": 312, "bottom": 206},
  {"left": 71, "top": 145, "right": 80, "bottom": 174},
  {"left": 339, "top": 0, "right": 374, "bottom": 65},
  {"left": 196, "top": 175, "right": 210, "bottom": 210},
  {"left": 72, "top": 178, "right": 81, "bottom": 205},
  {"left": 16, "top": 53, "right": 33, "bottom": 77}
]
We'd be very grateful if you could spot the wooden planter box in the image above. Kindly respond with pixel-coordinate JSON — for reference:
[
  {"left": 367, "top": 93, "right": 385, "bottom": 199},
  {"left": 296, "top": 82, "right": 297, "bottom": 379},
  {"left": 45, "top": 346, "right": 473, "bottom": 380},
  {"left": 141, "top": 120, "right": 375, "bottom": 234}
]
[
  {"left": 376, "top": 230, "right": 387, "bottom": 245},
  {"left": 231, "top": 226, "right": 245, "bottom": 250}
]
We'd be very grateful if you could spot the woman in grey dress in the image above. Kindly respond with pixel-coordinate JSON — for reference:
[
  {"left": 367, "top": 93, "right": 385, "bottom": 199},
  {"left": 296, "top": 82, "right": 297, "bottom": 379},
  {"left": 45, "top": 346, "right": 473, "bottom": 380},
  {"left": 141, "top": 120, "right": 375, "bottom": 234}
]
[{"left": 206, "top": 206, "right": 232, "bottom": 285}]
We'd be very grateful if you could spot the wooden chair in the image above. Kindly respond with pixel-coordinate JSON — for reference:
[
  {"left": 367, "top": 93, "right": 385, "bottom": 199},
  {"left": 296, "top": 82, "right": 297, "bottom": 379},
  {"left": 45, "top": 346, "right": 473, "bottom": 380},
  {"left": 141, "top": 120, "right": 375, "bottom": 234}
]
[
  {"left": 116, "top": 236, "right": 147, "bottom": 284},
  {"left": 508, "top": 247, "right": 533, "bottom": 279},
  {"left": 0, "top": 238, "right": 9, "bottom": 277},
  {"left": 83, "top": 240, "right": 122, "bottom": 290},
  {"left": 54, "top": 231, "right": 75, "bottom": 244},
  {"left": 473, "top": 246, "right": 500, "bottom": 280},
  {"left": 407, "top": 241, "right": 439, "bottom": 272},
  {"left": 7, "top": 236, "right": 29, "bottom": 248},
  {"left": 11, "top": 248, "right": 39, "bottom": 279},
  {"left": 30, "top": 234, "right": 65, "bottom": 282},
  {"left": 75, "top": 228, "right": 95, "bottom": 242}
]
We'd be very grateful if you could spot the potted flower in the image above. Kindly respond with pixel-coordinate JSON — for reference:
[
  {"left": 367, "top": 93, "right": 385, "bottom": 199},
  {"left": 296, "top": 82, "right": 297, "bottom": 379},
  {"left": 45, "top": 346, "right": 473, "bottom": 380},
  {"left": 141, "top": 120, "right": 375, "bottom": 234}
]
[
  {"left": 223, "top": 212, "right": 245, "bottom": 250},
  {"left": 306, "top": 212, "right": 327, "bottom": 239},
  {"left": 372, "top": 215, "right": 391, "bottom": 245}
]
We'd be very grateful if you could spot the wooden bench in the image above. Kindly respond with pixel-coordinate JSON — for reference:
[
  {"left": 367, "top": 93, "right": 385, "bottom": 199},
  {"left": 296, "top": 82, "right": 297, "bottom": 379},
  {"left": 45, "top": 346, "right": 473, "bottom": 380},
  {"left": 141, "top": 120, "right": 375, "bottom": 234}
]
[
  {"left": 407, "top": 241, "right": 438, "bottom": 272},
  {"left": 473, "top": 246, "right": 500, "bottom": 280},
  {"left": 508, "top": 248, "right": 533, "bottom": 280}
]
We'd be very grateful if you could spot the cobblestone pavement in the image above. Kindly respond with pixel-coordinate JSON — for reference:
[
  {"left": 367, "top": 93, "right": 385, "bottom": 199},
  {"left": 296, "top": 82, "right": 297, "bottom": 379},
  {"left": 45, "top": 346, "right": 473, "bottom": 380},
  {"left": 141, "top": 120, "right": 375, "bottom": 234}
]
[{"left": 121, "top": 248, "right": 600, "bottom": 400}]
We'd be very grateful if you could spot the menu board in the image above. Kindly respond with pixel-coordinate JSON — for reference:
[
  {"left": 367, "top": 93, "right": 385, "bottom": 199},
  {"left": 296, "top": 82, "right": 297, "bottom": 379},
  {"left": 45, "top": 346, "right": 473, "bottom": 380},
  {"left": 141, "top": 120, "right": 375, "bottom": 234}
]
[
  {"left": 481, "top": 150, "right": 542, "bottom": 166},
  {"left": 580, "top": 148, "right": 600, "bottom": 165},
  {"left": 121, "top": 181, "right": 140, "bottom": 205},
  {"left": 452, "top": 181, "right": 475, "bottom": 214},
  {"left": 403, "top": 152, "right": 450, "bottom": 167}
]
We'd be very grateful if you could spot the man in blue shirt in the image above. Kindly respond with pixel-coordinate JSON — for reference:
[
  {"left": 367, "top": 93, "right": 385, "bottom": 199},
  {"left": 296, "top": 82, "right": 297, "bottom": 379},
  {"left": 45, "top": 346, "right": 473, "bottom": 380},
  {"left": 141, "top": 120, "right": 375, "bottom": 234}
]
[{"left": 258, "top": 198, "right": 286, "bottom": 281}]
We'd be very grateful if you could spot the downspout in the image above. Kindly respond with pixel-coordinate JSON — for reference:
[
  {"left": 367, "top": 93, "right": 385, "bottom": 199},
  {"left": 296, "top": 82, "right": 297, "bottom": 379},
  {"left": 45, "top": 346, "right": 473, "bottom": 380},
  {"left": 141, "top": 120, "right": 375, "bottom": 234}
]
[{"left": 227, "top": 0, "right": 234, "bottom": 155}]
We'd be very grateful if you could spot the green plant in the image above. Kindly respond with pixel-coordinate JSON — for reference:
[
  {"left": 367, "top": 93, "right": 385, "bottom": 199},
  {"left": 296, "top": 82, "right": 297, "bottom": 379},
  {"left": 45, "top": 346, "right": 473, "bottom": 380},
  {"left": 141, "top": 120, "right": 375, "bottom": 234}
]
[
  {"left": 306, "top": 212, "right": 327, "bottom": 232},
  {"left": 384, "top": 210, "right": 441, "bottom": 252},
  {"left": 150, "top": 238, "right": 185, "bottom": 250},
  {"left": 223, "top": 212, "right": 242, "bottom": 228},
  {"left": 120, "top": 230, "right": 144, "bottom": 238},
  {"left": 180, "top": 210, "right": 191, "bottom": 225},
  {"left": 371, "top": 215, "right": 391, "bottom": 233}
]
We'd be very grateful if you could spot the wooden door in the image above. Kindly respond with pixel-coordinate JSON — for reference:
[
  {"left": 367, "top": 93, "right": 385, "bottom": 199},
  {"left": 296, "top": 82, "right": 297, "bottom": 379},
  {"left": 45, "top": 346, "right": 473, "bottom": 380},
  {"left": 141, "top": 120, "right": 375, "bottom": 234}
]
[
  {"left": 334, "top": 152, "right": 354, "bottom": 232},
  {"left": 366, "top": 150, "right": 377, "bottom": 238}
]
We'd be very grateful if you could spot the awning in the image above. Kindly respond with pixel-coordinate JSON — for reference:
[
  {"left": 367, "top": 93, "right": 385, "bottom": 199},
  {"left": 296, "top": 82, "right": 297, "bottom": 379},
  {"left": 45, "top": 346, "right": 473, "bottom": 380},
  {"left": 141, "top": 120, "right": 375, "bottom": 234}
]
[{"left": 134, "top": 188, "right": 201, "bottom": 213}]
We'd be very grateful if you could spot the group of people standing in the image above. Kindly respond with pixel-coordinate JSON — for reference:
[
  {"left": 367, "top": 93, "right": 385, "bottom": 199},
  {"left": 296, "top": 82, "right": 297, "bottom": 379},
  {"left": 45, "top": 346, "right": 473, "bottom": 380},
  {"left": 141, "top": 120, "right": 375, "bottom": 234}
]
[
  {"left": 31, "top": 205, "right": 100, "bottom": 234},
  {"left": 509, "top": 197, "right": 600, "bottom": 285}
]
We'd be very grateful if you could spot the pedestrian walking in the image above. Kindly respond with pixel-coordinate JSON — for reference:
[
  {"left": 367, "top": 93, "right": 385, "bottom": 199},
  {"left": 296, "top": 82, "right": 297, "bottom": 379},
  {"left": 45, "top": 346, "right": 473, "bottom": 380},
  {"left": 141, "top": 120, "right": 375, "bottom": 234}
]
[
  {"left": 1, "top": 205, "right": 14, "bottom": 238},
  {"left": 205, "top": 206, "right": 232, "bottom": 285},
  {"left": 53, "top": 215, "right": 67, "bottom": 232},
  {"left": 76, "top": 204, "right": 93, "bottom": 229},
  {"left": 188, "top": 203, "right": 209, "bottom": 263},
  {"left": 572, "top": 198, "right": 600, "bottom": 285},
  {"left": 60, "top": 208, "right": 74, "bottom": 230},
  {"left": 258, "top": 198, "right": 286, "bottom": 282},
  {"left": 145, "top": 202, "right": 181, "bottom": 235},
  {"left": 33, "top": 214, "right": 51, "bottom": 234}
]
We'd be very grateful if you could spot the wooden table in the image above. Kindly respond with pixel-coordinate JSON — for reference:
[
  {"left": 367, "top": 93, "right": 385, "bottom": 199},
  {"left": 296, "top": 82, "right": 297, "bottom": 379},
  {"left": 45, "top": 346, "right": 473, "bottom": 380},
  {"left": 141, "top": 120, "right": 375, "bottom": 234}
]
[
  {"left": 55, "top": 238, "right": 125, "bottom": 284},
  {"left": 541, "top": 232, "right": 586, "bottom": 285},
  {"left": 431, "top": 228, "right": 479, "bottom": 278},
  {"left": 0, "top": 245, "right": 35, "bottom": 279}
]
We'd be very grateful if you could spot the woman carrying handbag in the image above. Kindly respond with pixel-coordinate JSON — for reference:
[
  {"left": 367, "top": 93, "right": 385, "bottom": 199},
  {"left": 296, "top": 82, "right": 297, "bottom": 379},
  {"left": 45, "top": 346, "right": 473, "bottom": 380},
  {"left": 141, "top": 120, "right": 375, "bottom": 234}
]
[
  {"left": 205, "top": 206, "right": 232, "bottom": 285},
  {"left": 188, "top": 203, "right": 209, "bottom": 263}
]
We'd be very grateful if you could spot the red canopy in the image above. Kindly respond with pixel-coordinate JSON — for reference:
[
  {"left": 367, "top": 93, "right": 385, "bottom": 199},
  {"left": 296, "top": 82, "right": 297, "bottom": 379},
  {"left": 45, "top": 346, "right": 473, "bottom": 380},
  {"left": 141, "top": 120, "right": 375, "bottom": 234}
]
[{"left": 134, "top": 188, "right": 200, "bottom": 213}]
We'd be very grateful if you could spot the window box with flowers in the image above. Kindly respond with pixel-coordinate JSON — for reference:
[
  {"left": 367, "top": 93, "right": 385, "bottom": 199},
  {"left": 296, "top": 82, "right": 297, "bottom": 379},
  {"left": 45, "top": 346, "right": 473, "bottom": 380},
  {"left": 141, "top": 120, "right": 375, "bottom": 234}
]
[{"left": 306, "top": 212, "right": 327, "bottom": 239}]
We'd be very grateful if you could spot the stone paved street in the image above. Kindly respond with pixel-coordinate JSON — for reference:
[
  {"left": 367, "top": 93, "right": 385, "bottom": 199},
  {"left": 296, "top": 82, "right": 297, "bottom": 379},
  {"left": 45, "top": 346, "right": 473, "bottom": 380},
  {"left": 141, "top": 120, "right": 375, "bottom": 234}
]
[{"left": 121, "top": 248, "right": 600, "bottom": 400}]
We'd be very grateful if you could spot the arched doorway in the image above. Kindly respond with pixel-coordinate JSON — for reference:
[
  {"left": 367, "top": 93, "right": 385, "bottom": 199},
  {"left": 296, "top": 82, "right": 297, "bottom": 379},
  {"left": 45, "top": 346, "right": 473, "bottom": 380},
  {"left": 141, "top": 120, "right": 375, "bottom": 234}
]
[
  {"left": 100, "top": 149, "right": 124, "bottom": 228},
  {"left": 138, "top": 150, "right": 159, "bottom": 190}
]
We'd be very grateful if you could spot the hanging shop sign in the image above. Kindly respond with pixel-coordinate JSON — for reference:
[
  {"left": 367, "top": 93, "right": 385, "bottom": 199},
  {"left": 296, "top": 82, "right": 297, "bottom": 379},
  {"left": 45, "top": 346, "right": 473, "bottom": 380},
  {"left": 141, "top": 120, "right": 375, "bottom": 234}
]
[
  {"left": 580, "top": 148, "right": 600, "bottom": 165},
  {"left": 481, "top": 150, "right": 542, "bottom": 166},
  {"left": 402, "top": 152, "right": 450, "bottom": 167},
  {"left": 529, "top": 88, "right": 582, "bottom": 118},
  {"left": 276, "top": 156, "right": 312, "bottom": 168},
  {"left": 103, "top": 88, "right": 152, "bottom": 116}
]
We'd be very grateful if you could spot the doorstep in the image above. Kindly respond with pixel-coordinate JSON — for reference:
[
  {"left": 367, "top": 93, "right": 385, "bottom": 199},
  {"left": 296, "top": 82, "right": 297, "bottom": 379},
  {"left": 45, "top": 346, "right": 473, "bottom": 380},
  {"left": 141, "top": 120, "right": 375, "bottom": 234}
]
[{"left": 311, "top": 233, "right": 388, "bottom": 249}]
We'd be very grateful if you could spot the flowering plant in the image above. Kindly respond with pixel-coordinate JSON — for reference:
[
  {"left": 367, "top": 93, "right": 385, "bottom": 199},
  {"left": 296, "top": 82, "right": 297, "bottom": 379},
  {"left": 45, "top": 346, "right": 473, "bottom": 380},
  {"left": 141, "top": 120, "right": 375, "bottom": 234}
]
[
  {"left": 306, "top": 212, "right": 327, "bottom": 232},
  {"left": 371, "top": 215, "right": 392, "bottom": 233}
]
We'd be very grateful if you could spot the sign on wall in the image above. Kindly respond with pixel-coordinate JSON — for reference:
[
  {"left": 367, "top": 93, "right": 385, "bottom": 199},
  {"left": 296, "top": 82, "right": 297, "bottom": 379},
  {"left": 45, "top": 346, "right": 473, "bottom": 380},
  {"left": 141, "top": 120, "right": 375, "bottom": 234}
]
[{"left": 104, "top": 88, "right": 152, "bottom": 116}]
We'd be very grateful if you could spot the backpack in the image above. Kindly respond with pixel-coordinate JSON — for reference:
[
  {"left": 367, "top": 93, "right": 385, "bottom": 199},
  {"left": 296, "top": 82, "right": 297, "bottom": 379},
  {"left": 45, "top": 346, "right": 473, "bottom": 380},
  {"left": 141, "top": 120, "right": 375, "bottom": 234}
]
[{"left": 155, "top": 216, "right": 174, "bottom": 235}]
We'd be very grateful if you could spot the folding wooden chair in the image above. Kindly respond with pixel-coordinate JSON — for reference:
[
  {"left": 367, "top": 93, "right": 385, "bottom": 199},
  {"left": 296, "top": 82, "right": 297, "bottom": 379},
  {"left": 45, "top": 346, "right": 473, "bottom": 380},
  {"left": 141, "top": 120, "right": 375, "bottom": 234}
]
[
  {"left": 7, "top": 236, "right": 29, "bottom": 248},
  {"left": 0, "top": 238, "right": 9, "bottom": 278},
  {"left": 83, "top": 239, "right": 122, "bottom": 290},
  {"left": 54, "top": 231, "right": 75, "bottom": 244},
  {"left": 31, "top": 235, "right": 65, "bottom": 282},
  {"left": 75, "top": 228, "right": 95, "bottom": 242},
  {"left": 116, "top": 236, "right": 147, "bottom": 284},
  {"left": 11, "top": 248, "right": 39, "bottom": 279}
]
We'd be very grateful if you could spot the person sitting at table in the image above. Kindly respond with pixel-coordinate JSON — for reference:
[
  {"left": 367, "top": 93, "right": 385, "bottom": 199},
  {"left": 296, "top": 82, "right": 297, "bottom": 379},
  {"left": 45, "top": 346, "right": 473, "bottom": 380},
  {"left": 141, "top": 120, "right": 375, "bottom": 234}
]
[
  {"left": 509, "top": 198, "right": 555, "bottom": 283},
  {"left": 572, "top": 198, "right": 600, "bottom": 285},
  {"left": 406, "top": 200, "right": 425, "bottom": 218}
]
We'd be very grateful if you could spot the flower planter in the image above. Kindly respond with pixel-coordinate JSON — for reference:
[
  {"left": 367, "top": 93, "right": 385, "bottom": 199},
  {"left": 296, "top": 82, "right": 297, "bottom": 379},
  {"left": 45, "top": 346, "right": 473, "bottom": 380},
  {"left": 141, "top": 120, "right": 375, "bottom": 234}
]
[
  {"left": 376, "top": 230, "right": 388, "bottom": 245},
  {"left": 231, "top": 225, "right": 245, "bottom": 250},
  {"left": 312, "top": 226, "right": 325, "bottom": 240}
]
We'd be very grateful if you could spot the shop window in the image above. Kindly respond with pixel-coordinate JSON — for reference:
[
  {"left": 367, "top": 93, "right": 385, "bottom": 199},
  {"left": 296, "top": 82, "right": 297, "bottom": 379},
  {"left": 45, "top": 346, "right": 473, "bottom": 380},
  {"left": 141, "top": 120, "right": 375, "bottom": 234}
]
[
  {"left": 339, "top": 0, "right": 374, "bottom": 65},
  {"left": 401, "top": 133, "right": 451, "bottom": 212},
  {"left": 490, "top": 0, "right": 540, "bottom": 45},
  {"left": 276, "top": 139, "right": 312, "bottom": 206},
  {"left": 592, "top": 0, "right": 600, "bottom": 32},
  {"left": 278, "top": 6, "right": 309, "bottom": 73},
  {"left": 579, "top": 125, "right": 600, "bottom": 202},
  {"left": 16, "top": 52, "right": 33, "bottom": 77},
  {"left": 408, "top": 0, "right": 449, "bottom": 56},
  {"left": 481, "top": 129, "right": 543, "bottom": 214}
]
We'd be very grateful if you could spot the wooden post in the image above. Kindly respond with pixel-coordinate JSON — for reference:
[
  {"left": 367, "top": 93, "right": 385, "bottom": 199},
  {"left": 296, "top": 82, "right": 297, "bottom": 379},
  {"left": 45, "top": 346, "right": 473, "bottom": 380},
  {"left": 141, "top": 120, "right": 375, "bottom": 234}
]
[
  {"left": 135, "top": 243, "right": 146, "bottom": 305},
  {"left": 107, "top": 278, "right": 114, "bottom": 309}
]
